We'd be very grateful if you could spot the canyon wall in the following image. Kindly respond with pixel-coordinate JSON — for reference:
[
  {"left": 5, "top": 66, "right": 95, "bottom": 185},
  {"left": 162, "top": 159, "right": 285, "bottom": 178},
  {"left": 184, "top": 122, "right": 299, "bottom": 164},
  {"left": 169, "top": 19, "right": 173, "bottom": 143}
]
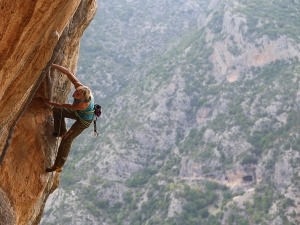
[{"left": 0, "top": 0, "right": 97, "bottom": 224}]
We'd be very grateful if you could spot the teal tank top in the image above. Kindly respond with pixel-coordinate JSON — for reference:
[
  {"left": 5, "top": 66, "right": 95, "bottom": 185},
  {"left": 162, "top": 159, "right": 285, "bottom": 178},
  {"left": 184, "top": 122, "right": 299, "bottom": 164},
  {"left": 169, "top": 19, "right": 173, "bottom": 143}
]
[{"left": 73, "top": 96, "right": 95, "bottom": 121}]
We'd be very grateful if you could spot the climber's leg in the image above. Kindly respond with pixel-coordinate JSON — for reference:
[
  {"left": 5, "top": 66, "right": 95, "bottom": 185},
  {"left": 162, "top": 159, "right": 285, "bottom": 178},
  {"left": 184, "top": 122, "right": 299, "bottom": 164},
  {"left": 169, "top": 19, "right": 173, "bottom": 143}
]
[
  {"left": 46, "top": 119, "right": 88, "bottom": 172},
  {"left": 53, "top": 107, "right": 76, "bottom": 136}
]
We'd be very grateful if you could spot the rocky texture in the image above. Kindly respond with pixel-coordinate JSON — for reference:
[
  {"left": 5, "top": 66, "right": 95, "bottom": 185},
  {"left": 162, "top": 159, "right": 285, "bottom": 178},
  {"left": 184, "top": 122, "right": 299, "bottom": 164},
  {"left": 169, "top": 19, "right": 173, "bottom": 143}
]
[{"left": 0, "top": 0, "right": 97, "bottom": 224}]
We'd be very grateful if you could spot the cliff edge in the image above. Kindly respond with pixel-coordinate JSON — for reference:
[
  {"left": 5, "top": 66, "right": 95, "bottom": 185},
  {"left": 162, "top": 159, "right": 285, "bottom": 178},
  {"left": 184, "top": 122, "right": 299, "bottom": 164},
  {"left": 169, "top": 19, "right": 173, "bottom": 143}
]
[{"left": 0, "top": 0, "right": 97, "bottom": 224}]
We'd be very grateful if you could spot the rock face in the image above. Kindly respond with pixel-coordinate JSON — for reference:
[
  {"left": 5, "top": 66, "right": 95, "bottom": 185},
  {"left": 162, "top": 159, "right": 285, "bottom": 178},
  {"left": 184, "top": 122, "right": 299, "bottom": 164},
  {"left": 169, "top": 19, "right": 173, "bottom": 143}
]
[{"left": 0, "top": 0, "right": 97, "bottom": 224}]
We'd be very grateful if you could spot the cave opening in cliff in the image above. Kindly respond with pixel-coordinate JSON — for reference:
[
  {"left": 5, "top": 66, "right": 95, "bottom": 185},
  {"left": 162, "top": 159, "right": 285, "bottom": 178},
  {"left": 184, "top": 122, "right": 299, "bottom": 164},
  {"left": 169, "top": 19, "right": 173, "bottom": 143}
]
[{"left": 242, "top": 175, "right": 253, "bottom": 182}]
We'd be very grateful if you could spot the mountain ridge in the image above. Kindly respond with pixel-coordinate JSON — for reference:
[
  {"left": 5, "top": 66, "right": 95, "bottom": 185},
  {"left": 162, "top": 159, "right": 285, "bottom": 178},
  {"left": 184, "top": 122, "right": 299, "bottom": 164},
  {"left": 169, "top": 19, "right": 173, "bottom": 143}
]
[{"left": 42, "top": 0, "right": 300, "bottom": 224}]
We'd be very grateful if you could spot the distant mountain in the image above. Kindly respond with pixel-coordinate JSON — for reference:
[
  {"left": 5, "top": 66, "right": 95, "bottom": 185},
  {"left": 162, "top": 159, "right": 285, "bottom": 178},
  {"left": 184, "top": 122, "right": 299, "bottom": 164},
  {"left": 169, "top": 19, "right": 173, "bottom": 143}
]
[{"left": 42, "top": 0, "right": 300, "bottom": 224}]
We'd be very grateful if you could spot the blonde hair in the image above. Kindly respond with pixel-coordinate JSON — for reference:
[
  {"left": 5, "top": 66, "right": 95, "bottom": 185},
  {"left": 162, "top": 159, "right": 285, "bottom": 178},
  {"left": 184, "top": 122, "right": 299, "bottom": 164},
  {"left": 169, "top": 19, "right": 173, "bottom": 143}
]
[{"left": 76, "top": 86, "right": 92, "bottom": 102}]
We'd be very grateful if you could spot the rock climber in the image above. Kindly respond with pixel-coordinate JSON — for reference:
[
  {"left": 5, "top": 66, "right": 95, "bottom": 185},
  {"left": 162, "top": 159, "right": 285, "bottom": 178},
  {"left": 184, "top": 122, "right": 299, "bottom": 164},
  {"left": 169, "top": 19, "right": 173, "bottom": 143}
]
[{"left": 44, "top": 63, "right": 94, "bottom": 173}]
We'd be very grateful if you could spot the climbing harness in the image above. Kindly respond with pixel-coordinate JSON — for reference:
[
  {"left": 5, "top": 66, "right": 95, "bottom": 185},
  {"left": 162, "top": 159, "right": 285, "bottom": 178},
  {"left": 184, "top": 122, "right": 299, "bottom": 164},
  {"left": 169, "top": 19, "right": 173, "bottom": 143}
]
[
  {"left": 75, "top": 104, "right": 102, "bottom": 136},
  {"left": 74, "top": 110, "right": 93, "bottom": 128},
  {"left": 55, "top": 108, "right": 63, "bottom": 153},
  {"left": 71, "top": 104, "right": 102, "bottom": 136}
]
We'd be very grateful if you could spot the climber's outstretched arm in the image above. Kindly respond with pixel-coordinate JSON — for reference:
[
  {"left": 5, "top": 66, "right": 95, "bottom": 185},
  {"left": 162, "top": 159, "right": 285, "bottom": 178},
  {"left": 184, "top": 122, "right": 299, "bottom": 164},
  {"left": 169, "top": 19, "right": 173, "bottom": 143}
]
[
  {"left": 44, "top": 100, "right": 88, "bottom": 111},
  {"left": 51, "top": 63, "right": 83, "bottom": 88}
]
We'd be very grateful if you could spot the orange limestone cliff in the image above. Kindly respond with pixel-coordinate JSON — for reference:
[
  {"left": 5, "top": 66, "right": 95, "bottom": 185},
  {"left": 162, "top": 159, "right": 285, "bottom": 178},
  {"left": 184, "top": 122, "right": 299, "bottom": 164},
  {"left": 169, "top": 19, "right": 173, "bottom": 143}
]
[{"left": 0, "top": 0, "right": 97, "bottom": 224}]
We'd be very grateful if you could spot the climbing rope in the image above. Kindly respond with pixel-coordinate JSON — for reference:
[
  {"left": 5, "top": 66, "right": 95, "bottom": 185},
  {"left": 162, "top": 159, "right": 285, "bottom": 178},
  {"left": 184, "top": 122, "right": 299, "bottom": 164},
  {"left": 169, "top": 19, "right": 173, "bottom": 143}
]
[{"left": 55, "top": 108, "right": 63, "bottom": 152}]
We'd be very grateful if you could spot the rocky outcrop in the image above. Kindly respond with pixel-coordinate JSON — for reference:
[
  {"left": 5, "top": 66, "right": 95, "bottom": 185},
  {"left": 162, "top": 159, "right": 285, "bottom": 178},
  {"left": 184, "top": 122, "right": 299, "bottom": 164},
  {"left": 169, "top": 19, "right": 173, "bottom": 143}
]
[{"left": 0, "top": 0, "right": 97, "bottom": 224}]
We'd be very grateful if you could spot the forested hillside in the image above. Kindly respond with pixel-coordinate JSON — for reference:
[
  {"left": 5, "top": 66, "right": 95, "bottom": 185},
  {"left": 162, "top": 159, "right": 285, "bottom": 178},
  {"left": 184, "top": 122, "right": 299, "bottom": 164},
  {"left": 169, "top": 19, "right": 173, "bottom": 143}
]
[{"left": 41, "top": 0, "right": 300, "bottom": 224}]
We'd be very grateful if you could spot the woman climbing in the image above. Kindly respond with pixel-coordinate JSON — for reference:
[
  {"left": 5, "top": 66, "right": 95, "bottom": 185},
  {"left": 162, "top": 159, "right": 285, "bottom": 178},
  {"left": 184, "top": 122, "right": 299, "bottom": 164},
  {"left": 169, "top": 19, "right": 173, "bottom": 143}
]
[{"left": 44, "top": 63, "right": 94, "bottom": 173}]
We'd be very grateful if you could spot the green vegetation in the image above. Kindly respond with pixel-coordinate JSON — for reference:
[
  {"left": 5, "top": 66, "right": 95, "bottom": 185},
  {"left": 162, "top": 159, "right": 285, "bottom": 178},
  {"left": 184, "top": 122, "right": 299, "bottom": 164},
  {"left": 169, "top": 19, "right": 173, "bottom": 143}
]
[
  {"left": 125, "top": 167, "right": 158, "bottom": 187},
  {"left": 161, "top": 154, "right": 181, "bottom": 176},
  {"left": 241, "top": 154, "right": 257, "bottom": 165},
  {"left": 165, "top": 184, "right": 221, "bottom": 225},
  {"left": 245, "top": 185, "right": 274, "bottom": 224},
  {"left": 230, "top": 0, "right": 300, "bottom": 41},
  {"left": 227, "top": 213, "right": 249, "bottom": 225},
  {"left": 43, "top": 0, "right": 300, "bottom": 224},
  {"left": 207, "top": 7, "right": 225, "bottom": 35},
  {"left": 179, "top": 128, "right": 205, "bottom": 154}
]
